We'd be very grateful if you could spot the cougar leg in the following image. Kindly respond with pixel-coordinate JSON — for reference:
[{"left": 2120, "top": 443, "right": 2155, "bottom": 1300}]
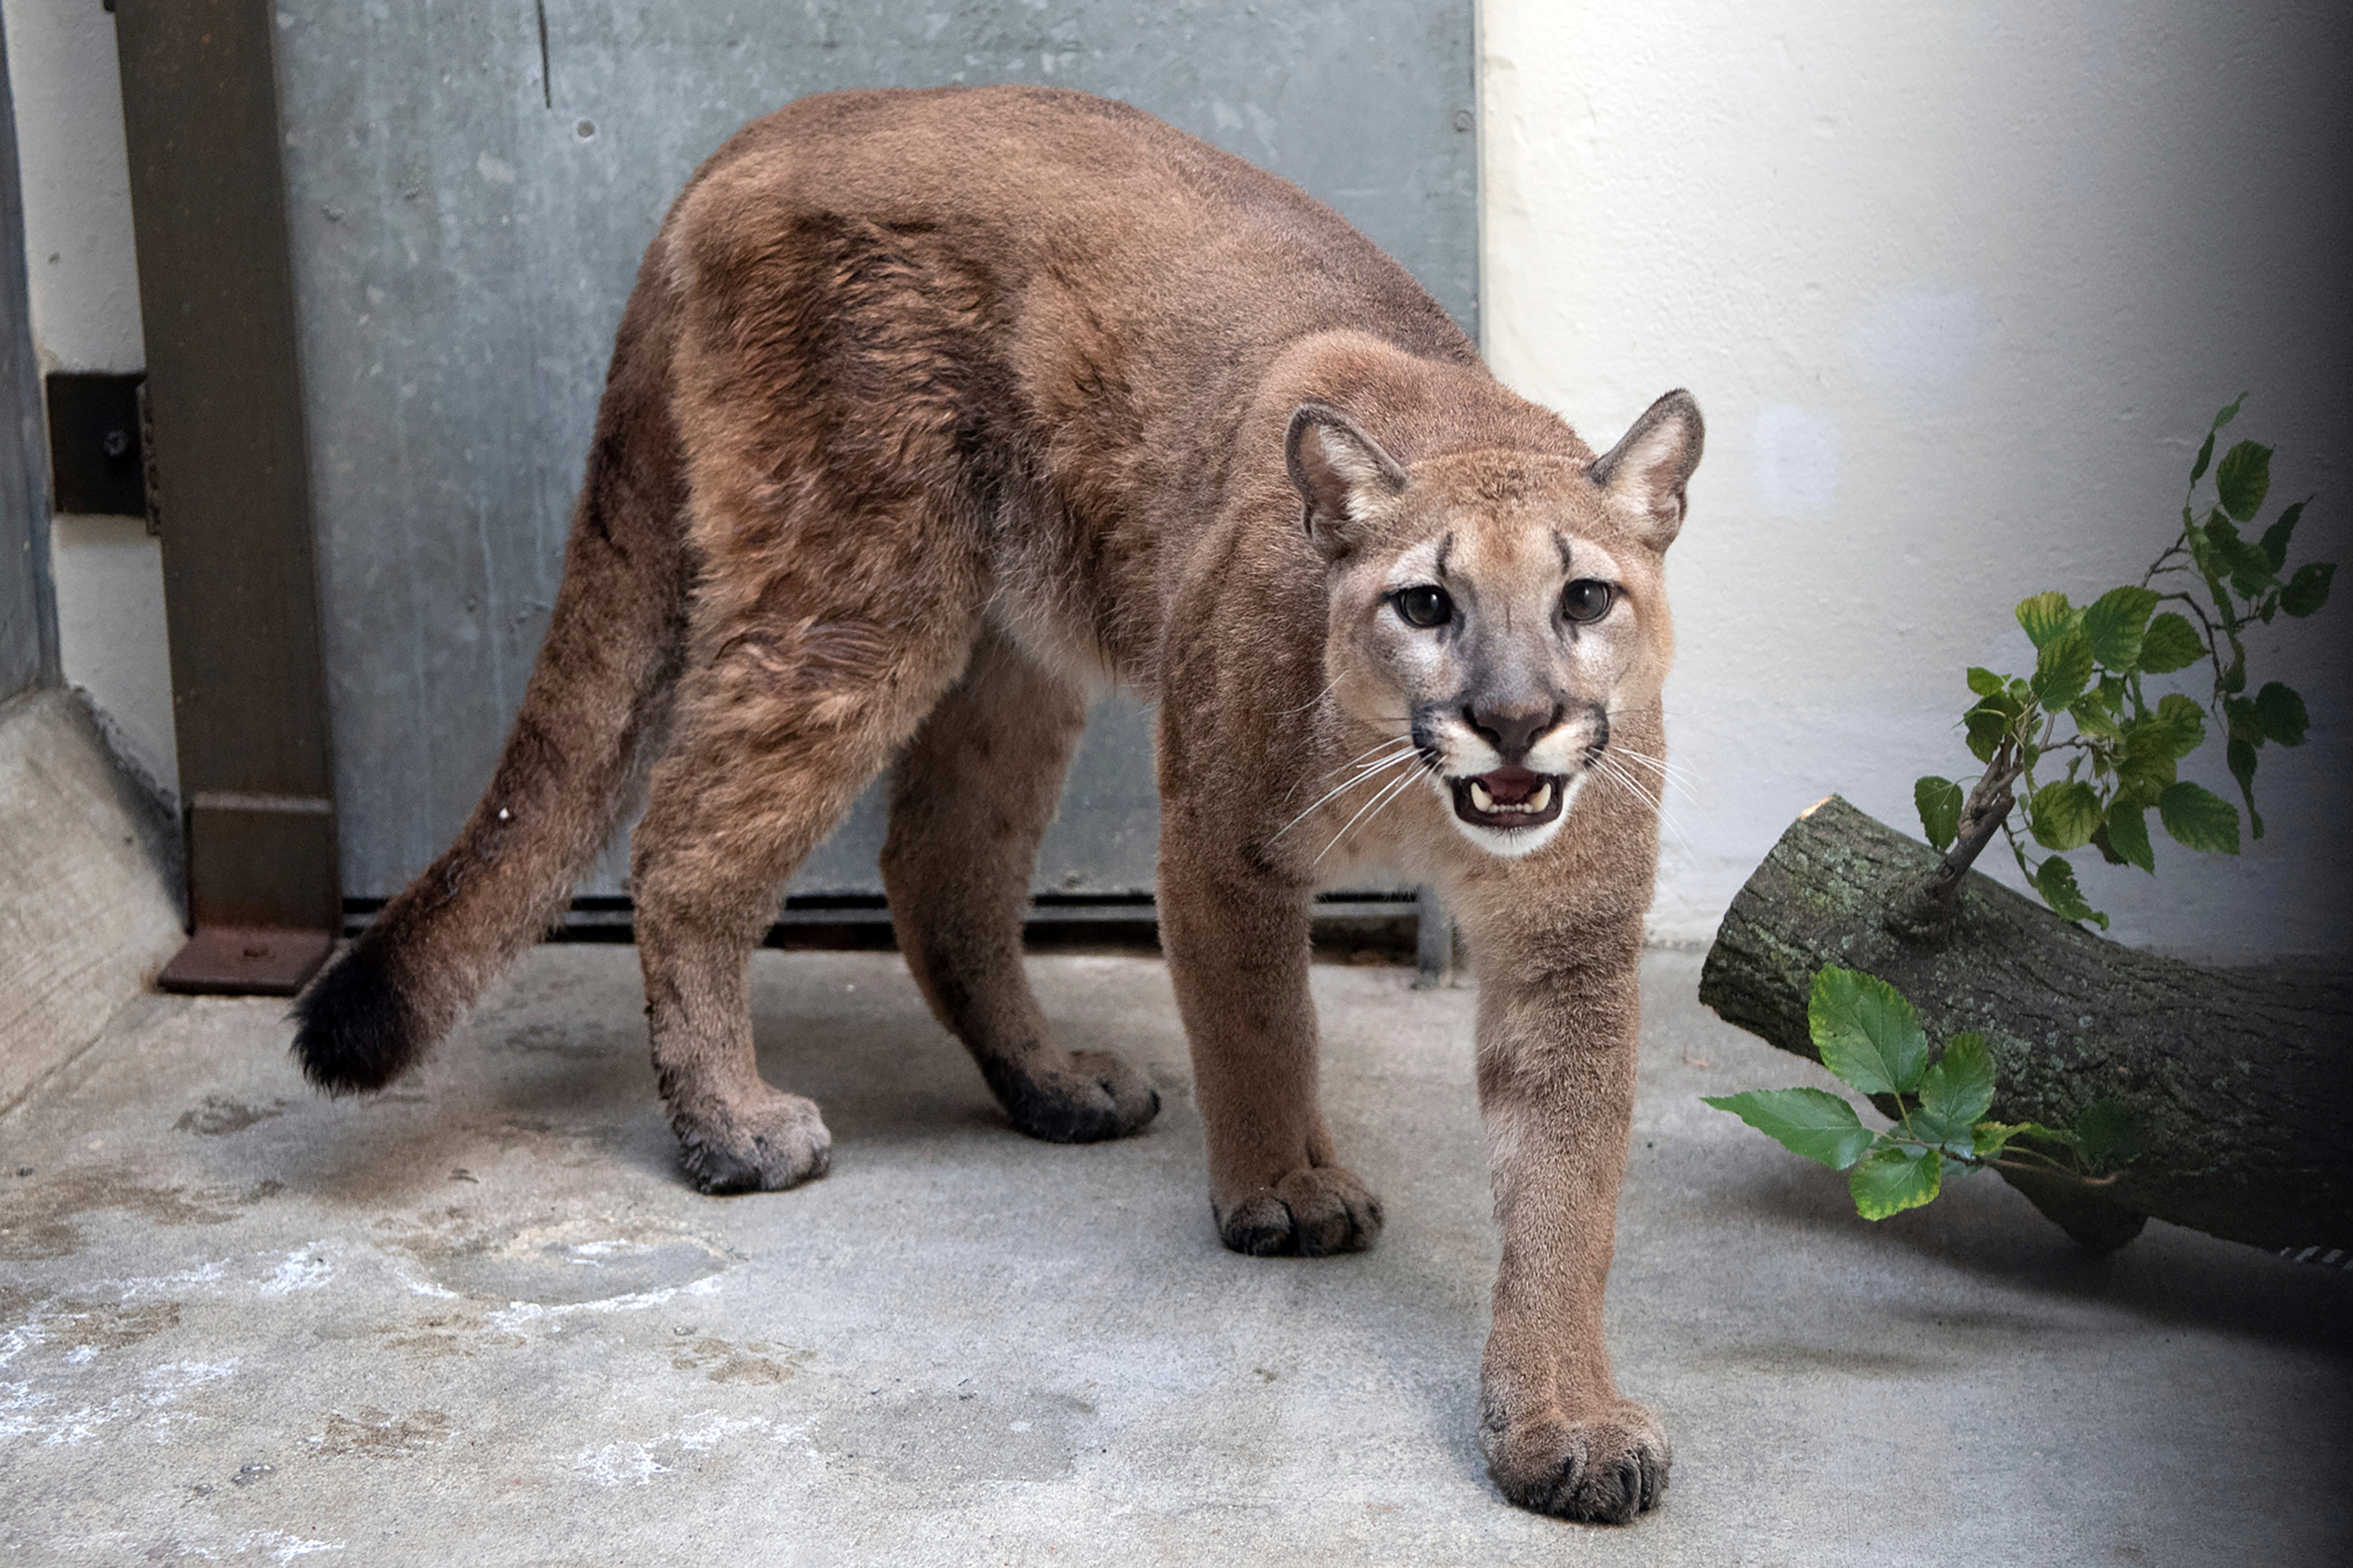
[
  {"left": 881, "top": 629, "right": 1161, "bottom": 1143},
  {"left": 1466, "top": 909, "right": 1668, "bottom": 1522},
  {"left": 632, "top": 544, "right": 983, "bottom": 1195},
  {"left": 1156, "top": 807, "right": 1383, "bottom": 1258}
]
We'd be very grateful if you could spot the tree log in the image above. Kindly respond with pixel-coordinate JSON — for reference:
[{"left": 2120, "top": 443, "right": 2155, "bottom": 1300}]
[{"left": 1697, "top": 795, "right": 2353, "bottom": 1258}]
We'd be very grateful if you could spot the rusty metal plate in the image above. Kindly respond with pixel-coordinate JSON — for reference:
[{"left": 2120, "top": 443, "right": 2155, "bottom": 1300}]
[{"left": 156, "top": 925, "right": 334, "bottom": 996}]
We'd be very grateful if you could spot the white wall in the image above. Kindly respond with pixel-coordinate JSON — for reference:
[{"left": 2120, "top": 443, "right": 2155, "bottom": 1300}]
[
  {"left": 13, "top": 1, "right": 2349, "bottom": 960},
  {"left": 3, "top": 0, "right": 174, "bottom": 800},
  {"left": 1482, "top": 0, "right": 2353, "bottom": 961}
]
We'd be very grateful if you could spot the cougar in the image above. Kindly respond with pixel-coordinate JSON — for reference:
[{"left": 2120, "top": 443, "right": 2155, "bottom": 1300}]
[{"left": 295, "top": 85, "right": 1701, "bottom": 1522}]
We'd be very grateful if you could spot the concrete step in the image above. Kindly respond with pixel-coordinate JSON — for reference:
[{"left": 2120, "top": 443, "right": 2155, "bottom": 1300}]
[{"left": 0, "top": 686, "right": 182, "bottom": 1114}]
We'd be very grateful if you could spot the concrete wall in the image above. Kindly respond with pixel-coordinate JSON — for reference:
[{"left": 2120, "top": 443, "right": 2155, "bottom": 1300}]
[
  {"left": 2, "top": 0, "right": 176, "bottom": 801},
  {"left": 11, "top": 1, "right": 2350, "bottom": 960},
  {"left": 1482, "top": 0, "right": 2353, "bottom": 960}
]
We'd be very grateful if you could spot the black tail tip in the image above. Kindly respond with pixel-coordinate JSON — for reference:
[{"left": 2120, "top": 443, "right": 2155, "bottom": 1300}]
[{"left": 290, "top": 938, "right": 423, "bottom": 1094}]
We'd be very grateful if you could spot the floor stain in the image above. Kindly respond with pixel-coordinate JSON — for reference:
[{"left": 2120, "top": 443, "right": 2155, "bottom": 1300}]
[
  {"left": 318, "top": 1405, "right": 453, "bottom": 1456},
  {"left": 375, "top": 1312, "right": 498, "bottom": 1361},
  {"left": 45, "top": 1298, "right": 182, "bottom": 1351},
  {"left": 173, "top": 1097, "right": 289, "bottom": 1136},
  {"left": 668, "top": 1335, "right": 800, "bottom": 1386},
  {"left": 376, "top": 1210, "right": 726, "bottom": 1306},
  {"left": 0, "top": 1213, "right": 79, "bottom": 1260},
  {"left": 0, "top": 1171, "right": 250, "bottom": 1260}
]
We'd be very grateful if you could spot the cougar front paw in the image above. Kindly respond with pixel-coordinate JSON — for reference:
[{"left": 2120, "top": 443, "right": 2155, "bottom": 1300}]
[
  {"left": 1482, "top": 1398, "right": 1670, "bottom": 1523},
  {"left": 1217, "top": 1166, "right": 1384, "bottom": 1257},
  {"left": 990, "top": 1048, "right": 1161, "bottom": 1144},
  {"left": 672, "top": 1090, "right": 833, "bottom": 1195}
]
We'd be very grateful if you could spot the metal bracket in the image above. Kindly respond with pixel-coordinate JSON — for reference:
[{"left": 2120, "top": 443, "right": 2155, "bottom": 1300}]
[
  {"left": 156, "top": 926, "right": 333, "bottom": 995},
  {"left": 42, "top": 371, "right": 148, "bottom": 520},
  {"left": 156, "top": 791, "right": 337, "bottom": 993}
]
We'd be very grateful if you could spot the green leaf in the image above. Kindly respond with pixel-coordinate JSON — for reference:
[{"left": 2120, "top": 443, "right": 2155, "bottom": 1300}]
[
  {"left": 2214, "top": 440, "right": 2272, "bottom": 522},
  {"left": 2070, "top": 692, "right": 2122, "bottom": 741},
  {"left": 1964, "top": 703, "right": 2012, "bottom": 764},
  {"left": 2015, "top": 592, "right": 2078, "bottom": 649},
  {"left": 2201, "top": 517, "right": 2276, "bottom": 597},
  {"left": 2188, "top": 517, "right": 2225, "bottom": 583},
  {"left": 1808, "top": 966, "right": 1929, "bottom": 1097},
  {"left": 2112, "top": 735, "right": 2175, "bottom": 807},
  {"left": 1849, "top": 1146, "right": 1942, "bottom": 1220},
  {"left": 1965, "top": 666, "right": 2005, "bottom": 698},
  {"left": 1914, "top": 776, "right": 1964, "bottom": 852},
  {"left": 2103, "top": 801, "right": 2155, "bottom": 873},
  {"left": 1917, "top": 1033, "right": 1996, "bottom": 1144},
  {"left": 2080, "top": 586, "right": 2159, "bottom": 669},
  {"left": 2031, "top": 631, "right": 2095, "bottom": 711},
  {"left": 1972, "top": 1120, "right": 2031, "bottom": 1158},
  {"left": 2070, "top": 1100, "right": 2142, "bottom": 1174},
  {"left": 2224, "top": 696, "right": 2264, "bottom": 749},
  {"left": 2259, "top": 500, "right": 2306, "bottom": 572},
  {"left": 1702, "top": 1089, "right": 1876, "bottom": 1171},
  {"left": 2137, "top": 612, "right": 2204, "bottom": 674},
  {"left": 2155, "top": 693, "right": 2207, "bottom": 758},
  {"left": 2006, "top": 1120, "right": 2082, "bottom": 1152},
  {"left": 2226, "top": 738, "right": 2262, "bottom": 841},
  {"left": 1908, "top": 1104, "right": 1976, "bottom": 1158},
  {"left": 2189, "top": 430, "right": 2215, "bottom": 485},
  {"left": 2032, "top": 854, "right": 2106, "bottom": 927},
  {"left": 2158, "top": 781, "right": 2241, "bottom": 854},
  {"left": 2226, "top": 538, "right": 2279, "bottom": 598},
  {"left": 2028, "top": 781, "right": 2103, "bottom": 851},
  {"left": 2255, "top": 682, "right": 2308, "bottom": 747},
  {"left": 2281, "top": 560, "right": 2334, "bottom": 618},
  {"left": 2209, "top": 393, "right": 2246, "bottom": 433}
]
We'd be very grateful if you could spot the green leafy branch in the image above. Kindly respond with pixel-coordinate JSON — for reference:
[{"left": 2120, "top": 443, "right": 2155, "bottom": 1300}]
[
  {"left": 1909, "top": 398, "right": 2333, "bottom": 928},
  {"left": 1705, "top": 967, "right": 2136, "bottom": 1220}
]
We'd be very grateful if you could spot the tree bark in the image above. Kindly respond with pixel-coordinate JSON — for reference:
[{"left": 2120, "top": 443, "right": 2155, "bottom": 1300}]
[{"left": 1697, "top": 795, "right": 2353, "bottom": 1258}]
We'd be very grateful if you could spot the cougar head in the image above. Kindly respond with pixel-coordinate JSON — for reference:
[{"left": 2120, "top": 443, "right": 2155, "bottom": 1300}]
[{"left": 1288, "top": 390, "right": 1702, "bottom": 859}]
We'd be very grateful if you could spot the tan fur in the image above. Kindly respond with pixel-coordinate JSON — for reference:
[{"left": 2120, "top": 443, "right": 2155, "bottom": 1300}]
[{"left": 292, "top": 86, "right": 1701, "bottom": 1523}]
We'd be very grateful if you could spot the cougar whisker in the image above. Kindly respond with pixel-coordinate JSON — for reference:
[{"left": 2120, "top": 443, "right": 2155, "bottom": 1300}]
[
  {"left": 1315, "top": 755, "right": 1431, "bottom": 864},
  {"left": 1272, "top": 745, "right": 1420, "bottom": 841}
]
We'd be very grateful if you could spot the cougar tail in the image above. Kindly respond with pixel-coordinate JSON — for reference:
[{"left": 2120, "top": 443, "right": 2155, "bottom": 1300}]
[{"left": 292, "top": 278, "right": 688, "bottom": 1095}]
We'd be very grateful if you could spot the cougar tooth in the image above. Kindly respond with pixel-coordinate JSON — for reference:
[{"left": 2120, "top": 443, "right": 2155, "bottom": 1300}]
[
  {"left": 1528, "top": 781, "right": 1552, "bottom": 813},
  {"left": 1469, "top": 779, "right": 1497, "bottom": 812}
]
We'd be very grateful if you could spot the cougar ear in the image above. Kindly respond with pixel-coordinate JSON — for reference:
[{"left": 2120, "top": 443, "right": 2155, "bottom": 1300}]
[
  {"left": 1286, "top": 403, "right": 1409, "bottom": 560},
  {"left": 1588, "top": 389, "right": 1704, "bottom": 548}
]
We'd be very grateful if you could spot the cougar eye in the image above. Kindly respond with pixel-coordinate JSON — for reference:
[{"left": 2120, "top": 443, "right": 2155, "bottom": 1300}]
[
  {"left": 1561, "top": 579, "right": 1614, "bottom": 624},
  {"left": 1393, "top": 584, "right": 1454, "bottom": 629}
]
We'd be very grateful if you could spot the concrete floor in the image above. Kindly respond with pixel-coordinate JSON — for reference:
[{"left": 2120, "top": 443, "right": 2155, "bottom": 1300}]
[{"left": 2, "top": 945, "right": 2346, "bottom": 1566}]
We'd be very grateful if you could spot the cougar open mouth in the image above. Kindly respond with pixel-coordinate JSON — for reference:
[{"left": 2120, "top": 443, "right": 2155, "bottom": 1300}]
[{"left": 1449, "top": 765, "right": 1568, "bottom": 830}]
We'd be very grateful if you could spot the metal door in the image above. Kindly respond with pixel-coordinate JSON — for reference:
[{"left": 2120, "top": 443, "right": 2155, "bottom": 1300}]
[{"left": 274, "top": 1, "right": 1477, "bottom": 905}]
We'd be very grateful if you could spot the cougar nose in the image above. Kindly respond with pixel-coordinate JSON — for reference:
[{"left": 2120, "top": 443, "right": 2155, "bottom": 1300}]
[{"left": 1464, "top": 703, "right": 1562, "bottom": 765}]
